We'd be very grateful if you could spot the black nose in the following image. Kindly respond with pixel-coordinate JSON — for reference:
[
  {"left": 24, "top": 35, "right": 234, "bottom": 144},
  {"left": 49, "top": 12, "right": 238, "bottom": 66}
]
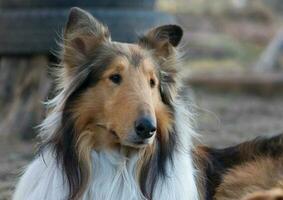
[{"left": 135, "top": 117, "right": 156, "bottom": 139}]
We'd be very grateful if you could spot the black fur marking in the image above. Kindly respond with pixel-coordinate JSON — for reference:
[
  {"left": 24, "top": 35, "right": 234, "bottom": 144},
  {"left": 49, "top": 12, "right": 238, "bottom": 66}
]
[
  {"left": 138, "top": 24, "right": 183, "bottom": 48},
  {"left": 40, "top": 51, "right": 115, "bottom": 199},
  {"left": 202, "top": 133, "right": 283, "bottom": 200},
  {"left": 140, "top": 124, "right": 177, "bottom": 199},
  {"left": 204, "top": 145, "right": 242, "bottom": 200},
  {"left": 56, "top": 109, "right": 79, "bottom": 199},
  {"left": 159, "top": 86, "right": 173, "bottom": 106},
  {"left": 49, "top": 72, "right": 98, "bottom": 200},
  {"left": 131, "top": 51, "right": 144, "bottom": 67},
  {"left": 159, "top": 82, "right": 176, "bottom": 107},
  {"left": 158, "top": 25, "right": 183, "bottom": 47}
]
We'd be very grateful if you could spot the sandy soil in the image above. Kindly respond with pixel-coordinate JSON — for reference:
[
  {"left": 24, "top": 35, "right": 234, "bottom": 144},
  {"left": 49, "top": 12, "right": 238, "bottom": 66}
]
[{"left": 1, "top": 90, "right": 283, "bottom": 199}]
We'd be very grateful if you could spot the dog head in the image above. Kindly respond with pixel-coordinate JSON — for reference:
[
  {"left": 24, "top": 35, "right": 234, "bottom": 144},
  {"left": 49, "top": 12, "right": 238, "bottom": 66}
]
[
  {"left": 60, "top": 7, "right": 183, "bottom": 150},
  {"left": 43, "top": 7, "right": 183, "bottom": 199}
]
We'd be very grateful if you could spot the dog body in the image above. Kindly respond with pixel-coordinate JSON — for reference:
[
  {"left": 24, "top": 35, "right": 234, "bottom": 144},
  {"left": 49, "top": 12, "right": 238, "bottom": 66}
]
[
  {"left": 13, "top": 7, "right": 198, "bottom": 200},
  {"left": 195, "top": 134, "right": 283, "bottom": 200}
]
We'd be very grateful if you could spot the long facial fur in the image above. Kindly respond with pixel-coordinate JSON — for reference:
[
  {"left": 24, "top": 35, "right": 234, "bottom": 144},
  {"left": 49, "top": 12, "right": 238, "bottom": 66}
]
[{"left": 38, "top": 7, "right": 186, "bottom": 200}]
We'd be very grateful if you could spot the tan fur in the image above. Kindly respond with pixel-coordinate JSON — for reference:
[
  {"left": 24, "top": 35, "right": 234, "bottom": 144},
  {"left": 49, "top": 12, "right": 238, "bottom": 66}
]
[
  {"left": 70, "top": 52, "right": 162, "bottom": 150},
  {"left": 215, "top": 157, "right": 283, "bottom": 200},
  {"left": 242, "top": 188, "right": 283, "bottom": 200},
  {"left": 155, "top": 102, "right": 173, "bottom": 140}
]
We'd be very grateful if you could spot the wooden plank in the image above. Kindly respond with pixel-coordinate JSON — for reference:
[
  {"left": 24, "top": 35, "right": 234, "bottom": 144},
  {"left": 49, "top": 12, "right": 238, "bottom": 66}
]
[{"left": 187, "top": 71, "right": 283, "bottom": 95}]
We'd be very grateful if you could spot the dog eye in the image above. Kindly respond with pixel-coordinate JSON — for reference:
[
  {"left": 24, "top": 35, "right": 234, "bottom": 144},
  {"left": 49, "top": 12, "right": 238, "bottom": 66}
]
[
  {"left": 150, "top": 79, "right": 156, "bottom": 88},
  {"left": 109, "top": 74, "right": 122, "bottom": 84}
]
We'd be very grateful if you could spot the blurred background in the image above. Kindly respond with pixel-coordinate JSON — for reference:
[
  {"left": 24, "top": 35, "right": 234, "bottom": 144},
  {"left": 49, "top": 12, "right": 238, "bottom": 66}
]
[{"left": 0, "top": 0, "right": 283, "bottom": 199}]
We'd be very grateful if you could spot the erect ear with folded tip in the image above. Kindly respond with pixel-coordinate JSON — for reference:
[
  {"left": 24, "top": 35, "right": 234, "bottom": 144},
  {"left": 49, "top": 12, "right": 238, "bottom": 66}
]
[
  {"left": 63, "top": 7, "right": 110, "bottom": 68},
  {"left": 138, "top": 24, "right": 183, "bottom": 58},
  {"left": 139, "top": 25, "right": 183, "bottom": 105}
]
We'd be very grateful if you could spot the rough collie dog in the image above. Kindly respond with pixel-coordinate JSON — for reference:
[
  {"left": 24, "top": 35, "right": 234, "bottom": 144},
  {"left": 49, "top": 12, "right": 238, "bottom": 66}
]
[
  {"left": 13, "top": 7, "right": 198, "bottom": 200},
  {"left": 13, "top": 7, "right": 283, "bottom": 200}
]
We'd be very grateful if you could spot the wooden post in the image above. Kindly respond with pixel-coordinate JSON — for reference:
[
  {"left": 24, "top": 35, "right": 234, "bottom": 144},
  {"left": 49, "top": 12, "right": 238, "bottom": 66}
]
[
  {"left": 254, "top": 28, "right": 283, "bottom": 72},
  {"left": 0, "top": 56, "right": 51, "bottom": 139}
]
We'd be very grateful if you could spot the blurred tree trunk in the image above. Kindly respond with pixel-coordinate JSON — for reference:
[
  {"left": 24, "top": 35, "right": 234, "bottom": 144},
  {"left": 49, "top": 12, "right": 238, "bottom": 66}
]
[{"left": 0, "top": 56, "right": 51, "bottom": 139}]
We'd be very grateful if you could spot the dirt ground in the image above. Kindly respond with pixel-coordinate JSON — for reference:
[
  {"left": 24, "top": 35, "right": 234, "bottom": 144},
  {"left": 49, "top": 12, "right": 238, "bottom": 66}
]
[
  {"left": 0, "top": 139, "right": 35, "bottom": 200},
  {"left": 1, "top": 89, "right": 283, "bottom": 200},
  {"left": 195, "top": 90, "right": 283, "bottom": 147}
]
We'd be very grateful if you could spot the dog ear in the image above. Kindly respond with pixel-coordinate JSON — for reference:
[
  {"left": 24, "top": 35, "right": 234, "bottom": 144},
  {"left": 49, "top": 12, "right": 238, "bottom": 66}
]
[
  {"left": 139, "top": 25, "right": 183, "bottom": 105},
  {"left": 63, "top": 7, "right": 110, "bottom": 68},
  {"left": 139, "top": 25, "right": 183, "bottom": 58}
]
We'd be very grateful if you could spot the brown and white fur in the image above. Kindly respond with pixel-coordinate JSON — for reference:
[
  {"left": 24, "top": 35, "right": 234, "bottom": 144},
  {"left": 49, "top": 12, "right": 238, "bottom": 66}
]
[
  {"left": 13, "top": 7, "right": 283, "bottom": 200},
  {"left": 13, "top": 7, "right": 198, "bottom": 200}
]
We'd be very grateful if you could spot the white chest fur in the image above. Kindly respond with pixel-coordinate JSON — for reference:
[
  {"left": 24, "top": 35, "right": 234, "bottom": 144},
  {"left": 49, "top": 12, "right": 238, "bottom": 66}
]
[
  {"left": 13, "top": 147, "right": 198, "bottom": 200},
  {"left": 85, "top": 149, "right": 198, "bottom": 200}
]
